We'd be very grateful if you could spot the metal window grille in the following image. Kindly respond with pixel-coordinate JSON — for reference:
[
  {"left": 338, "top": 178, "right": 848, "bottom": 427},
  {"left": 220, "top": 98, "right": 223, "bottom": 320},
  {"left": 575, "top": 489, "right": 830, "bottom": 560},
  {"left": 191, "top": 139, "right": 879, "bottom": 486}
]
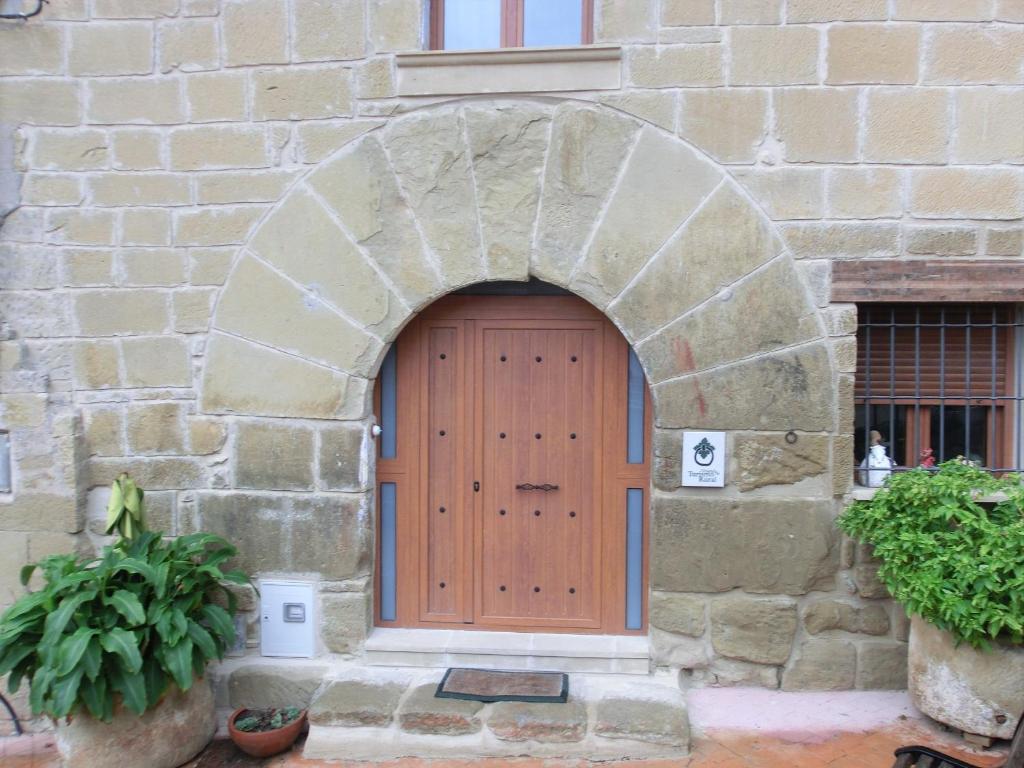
[{"left": 855, "top": 304, "right": 1023, "bottom": 485}]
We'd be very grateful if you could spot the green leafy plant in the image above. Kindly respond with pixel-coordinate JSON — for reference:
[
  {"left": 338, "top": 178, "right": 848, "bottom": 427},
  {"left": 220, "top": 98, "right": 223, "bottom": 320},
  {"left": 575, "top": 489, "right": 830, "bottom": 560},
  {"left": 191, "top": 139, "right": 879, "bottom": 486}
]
[
  {"left": 105, "top": 473, "right": 146, "bottom": 541},
  {"left": 0, "top": 531, "right": 249, "bottom": 722},
  {"left": 839, "top": 460, "right": 1024, "bottom": 649},
  {"left": 234, "top": 707, "right": 301, "bottom": 733}
]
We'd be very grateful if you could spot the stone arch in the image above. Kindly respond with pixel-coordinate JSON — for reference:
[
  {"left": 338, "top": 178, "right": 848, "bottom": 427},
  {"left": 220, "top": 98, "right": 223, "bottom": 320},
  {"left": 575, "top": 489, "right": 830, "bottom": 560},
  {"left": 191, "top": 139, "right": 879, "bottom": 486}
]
[{"left": 200, "top": 97, "right": 832, "bottom": 435}]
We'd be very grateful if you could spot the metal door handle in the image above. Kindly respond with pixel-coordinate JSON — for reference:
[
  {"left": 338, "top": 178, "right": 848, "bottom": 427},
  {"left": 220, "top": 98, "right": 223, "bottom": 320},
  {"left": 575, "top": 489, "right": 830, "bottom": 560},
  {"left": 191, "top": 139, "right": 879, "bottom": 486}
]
[{"left": 515, "top": 483, "right": 559, "bottom": 491}]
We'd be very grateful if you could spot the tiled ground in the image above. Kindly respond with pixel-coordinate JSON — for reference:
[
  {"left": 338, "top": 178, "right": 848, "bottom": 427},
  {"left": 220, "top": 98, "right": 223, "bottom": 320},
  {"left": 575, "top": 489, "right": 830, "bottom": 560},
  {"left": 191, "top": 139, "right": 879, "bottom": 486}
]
[{"left": 0, "top": 720, "right": 1008, "bottom": 768}]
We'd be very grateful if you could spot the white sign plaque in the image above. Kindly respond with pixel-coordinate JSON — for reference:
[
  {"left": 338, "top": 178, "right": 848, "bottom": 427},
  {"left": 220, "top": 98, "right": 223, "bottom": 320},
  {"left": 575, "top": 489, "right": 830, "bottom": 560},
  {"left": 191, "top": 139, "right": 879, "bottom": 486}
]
[{"left": 682, "top": 431, "right": 725, "bottom": 487}]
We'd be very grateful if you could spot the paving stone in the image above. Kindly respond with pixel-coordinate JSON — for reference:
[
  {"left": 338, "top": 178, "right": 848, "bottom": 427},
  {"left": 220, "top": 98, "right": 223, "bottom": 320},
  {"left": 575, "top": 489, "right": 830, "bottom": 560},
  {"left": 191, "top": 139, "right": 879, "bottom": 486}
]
[
  {"left": 711, "top": 596, "right": 798, "bottom": 665},
  {"left": 487, "top": 700, "right": 587, "bottom": 743},
  {"left": 228, "top": 664, "right": 327, "bottom": 709},
  {"left": 309, "top": 679, "right": 407, "bottom": 727},
  {"left": 398, "top": 682, "right": 483, "bottom": 735},
  {"left": 594, "top": 695, "right": 688, "bottom": 747}
]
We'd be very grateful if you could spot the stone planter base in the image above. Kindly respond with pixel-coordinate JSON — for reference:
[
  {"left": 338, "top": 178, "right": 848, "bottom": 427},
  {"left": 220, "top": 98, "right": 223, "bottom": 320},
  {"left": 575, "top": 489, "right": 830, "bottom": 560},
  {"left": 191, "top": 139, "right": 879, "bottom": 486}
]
[
  {"left": 908, "top": 616, "right": 1024, "bottom": 739},
  {"left": 56, "top": 678, "right": 215, "bottom": 768}
]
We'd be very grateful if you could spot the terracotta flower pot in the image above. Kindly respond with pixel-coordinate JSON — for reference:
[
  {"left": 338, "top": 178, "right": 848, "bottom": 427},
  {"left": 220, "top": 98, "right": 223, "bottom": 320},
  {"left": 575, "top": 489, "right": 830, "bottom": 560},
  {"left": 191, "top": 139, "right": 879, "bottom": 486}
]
[{"left": 228, "top": 707, "right": 307, "bottom": 758}]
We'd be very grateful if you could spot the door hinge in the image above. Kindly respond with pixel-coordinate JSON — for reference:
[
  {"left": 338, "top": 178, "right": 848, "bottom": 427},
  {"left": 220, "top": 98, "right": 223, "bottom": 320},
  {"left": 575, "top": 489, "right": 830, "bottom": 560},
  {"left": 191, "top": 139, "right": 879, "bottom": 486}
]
[{"left": 473, "top": 481, "right": 480, "bottom": 492}]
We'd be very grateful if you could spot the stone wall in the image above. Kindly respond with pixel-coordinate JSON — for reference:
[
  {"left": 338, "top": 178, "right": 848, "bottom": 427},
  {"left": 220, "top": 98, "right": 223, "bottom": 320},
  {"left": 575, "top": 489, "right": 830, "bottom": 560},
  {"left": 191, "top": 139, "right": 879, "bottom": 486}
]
[{"left": 0, "top": 0, "right": 1021, "bottom": 697}]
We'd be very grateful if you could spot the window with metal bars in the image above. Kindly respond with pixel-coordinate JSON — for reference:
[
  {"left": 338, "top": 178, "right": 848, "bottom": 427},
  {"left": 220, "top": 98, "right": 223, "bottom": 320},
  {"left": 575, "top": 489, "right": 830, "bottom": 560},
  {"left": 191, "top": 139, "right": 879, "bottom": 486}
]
[{"left": 855, "top": 304, "right": 1023, "bottom": 484}]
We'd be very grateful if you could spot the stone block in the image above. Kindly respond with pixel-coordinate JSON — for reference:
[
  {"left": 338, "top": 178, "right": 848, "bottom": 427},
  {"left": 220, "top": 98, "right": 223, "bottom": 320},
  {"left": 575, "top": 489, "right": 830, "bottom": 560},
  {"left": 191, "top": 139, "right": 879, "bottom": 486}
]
[
  {"left": 235, "top": 421, "right": 314, "bottom": 491},
  {"left": 465, "top": 105, "right": 552, "bottom": 280},
  {"left": 83, "top": 408, "right": 123, "bottom": 456},
  {"left": 594, "top": 695, "right": 688, "bottom": 747},
  {"left": 31, "top": 129, "right": 108, "bottom": 171},
  {"left": 321, "top": 592, "right": 370, "bottom": 654},
  {"left": 653, "top": 429, "right": 682, "bottom": 492},
  {"left": 92, "top": 0, "right": 177, "bottom": 16},
  {"left": 308, "top": 136, "right": 440, "bottom": 304},
  {"left": 910, "top": 169, "right": 1023, "bottom": 220},
  {"left": 89, "top": 173, "right": 190, "bottom": 207},
  {"left": 924, "top": 27, "right": 1024, "bottom": 84},
  {"left": 628, "top": 45, "right": 724, "bottom": 88},
  {"left": 833, "top": 435, "right": 854, "bottom": 496},
  {"left": 217, "top": 254, "right": 379, "bottom": 373},
  {"left": 383, "top": 110, "right": 484, "bottom": 288},
  {"left": 319, "top": 423, "right": 365, "bottom": 491},
  {"left": 196, "top": 170, "right": 298, "bottom": 205},
  {"left": 87, "top": 78, "right": 184, "bottom": 125},
  {"left": 73, "top": 340, "right": 121, "bottom": 389},
  {"left": 651, "top": 498, "right": 838, "bottom": 594},
  {"left": 295, "top": 121, "right": 383, "bottom": 164},
  {"left": 22, "top": 175, "right": 84, "bottom": 207},
  {"left": 776, "top": 89, "right": 858, "bottom": 162},
  {"left": 575, "top": 126, "right": 721, "bottom": 305},
  {"left": 0, "top": 494, "right": 81, "bottom": 534},
  {"left": 705, "top": 659, "right": 780, "bottom": 688},
  {"left": 953, "top": 89, "right": 1024, "bottom": 164},
  {"left": 730, "top": 27, "right": 819, "bottom": 85},
  {"left": 170, "top": 126, "right": 269, "bottom": 171},
  {"left": 69, "top": 22, "right": 153, "bottom": 76},
  {"left": 186, "top": 72, "right": 248, "bottom": 123},
  {"left": 632, "top": 258, "right": 819, "bottom": 379},
  {"left": 173, "top": 289, "right": 214, "bottom": 334},
  {"left": 652, "top": 344, "right": 834, "bottom": 431},
  {"left": 865, "top": 88, "right": 949, "bottom": 164},
  {"left": 827, "top": 168, "right": 902, "bottom": 219},
  {"left": 126, "top": 402, "right": 185, "bottom": 455},
  {"left": 122, "top": 210, "right": 172, "bottom": 246},
  {"left": 720, "top": 0, "right": 781, "bottom": 23},
  {"left": 853, "top": 564, "right": 890, "bottom": 599},
  {"left": 398, "top": 682, "right": 483, "bottom": 735},
  {"left": 0, "top": 23, "right": 63, "bottom": 76},
  {"left": 735, "top": 433, "right": 829, "bottom": 491},
  {"left": 174, "top": 206, "right": 264, "bottom": 246},
  {"left": 804, "top": 600, "right": 890, "bottom": 635},
  {"left": 309, "top": 679, "right": 406, "bottom": 727},
  {"left": 369, "top": 0, "right": 421, "bottom": 51},
  {"left": 201, "top": 333, "right": 365, "bottom": 420},
  {"left": 997, "top": 0, "right": 1024, "bottom": 21},
  {"left": 827, "top": 24, "right": 920, "bottom": 84},
  {"left": 88, "top": 457, "right": 206, "bottom": 491},
  {"left": 533, "top": 104, "right": 639, "bottom": 286},
  {"left": 894, "top": 0, "right": 994, "bottom": 20},
  {"left": 597, "top": 91, "right": 676, "bottom": 131},
  {"left": 0, "top": 81, "right": 81, "bottom": 126},
  {"left": 252, "top": 67, "right": 354, "bottom": 121},
  {"left": 120, "top": 248, "right": 187, "bottom": 286},
  {"left": 650, "top": 592, "right": 706, "bottom": 637},
  {"left": 188, "top": 417, "right": 226, "bottom": 455},
  {"left": 293, "top": 0, "right": 365, "bottom": 61},
  {"left": 158, "top": 18, "right": 219, "bottom": 73},
  {"left": 74, "top": 290, "right": 168, "bottom": 336},
  {"left": 987, "top": 227, "right": 1024, "bottom": 257},
  {"left": 596, "top": 0, "right": 655, "bottom": 41},
  {"left": 857, "top": 642, "right": 909, "bottom": 690},
  {"left": 661, "top": 0, "right": 714, "bottom": 25},
  {"left": 121, "top": 336, "right": 191, "bottom": 387},
  {"left": 189, "top": 249, "right": 234, "bottom": 286},
  {"left": 787, "top": 0, "right": 887, "bottom": 21},
  {"left": 109, "top": 129, "right": 162, "bottom": 172},
  {"left": 228, "top": 664, "right": 327, "bottom": 709},
  {"left": 711, "top": 597, "right": 798, "bottom": 665},
  {"left": 487, "top": 700, "right": 587, "bottom": 743},
  {"left": 906, "top": 227, "right": 978, "bottom": 257},
  {"left": 732, "top": 167, "right": 825, "bottom": 220},
  {"left": 781, "top": 222, "right": 900, "bottom": 259},
  {"left": 222, "top": 0, "right": 288, "bottom": 66},
  {"left": 678, "top": 89, "right": 768, "bottom": 164},
  {"left": 783, "top": 640, "right": 856, "bottom": 691}
]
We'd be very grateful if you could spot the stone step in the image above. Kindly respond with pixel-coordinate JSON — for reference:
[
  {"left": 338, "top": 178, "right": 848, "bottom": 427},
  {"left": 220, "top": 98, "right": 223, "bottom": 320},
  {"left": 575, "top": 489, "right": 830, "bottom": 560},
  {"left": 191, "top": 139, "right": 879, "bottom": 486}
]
[
  {"left": 364, "top": 628, "right": 651, "bottom": 675},
  {"left": 216, "top": 660, "right": 688, "bottom": 761}
]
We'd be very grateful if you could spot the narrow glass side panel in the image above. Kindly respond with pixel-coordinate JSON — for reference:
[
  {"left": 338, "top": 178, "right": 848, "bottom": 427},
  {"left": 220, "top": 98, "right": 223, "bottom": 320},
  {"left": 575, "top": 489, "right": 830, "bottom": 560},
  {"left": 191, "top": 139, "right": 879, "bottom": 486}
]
[
  {"left": 524, "top": 0, "right": 583, "bottom": 47},
  {"left": 625, "top": 488, "right": 644, "bottom": 631},
  {"left": 627, "top": 349, "right": 645, "bottom": 464},
  {"left": 380, "top": 344, "right": 397, "bottom": 460},
  {"left": 380, "top": 482, "right": 398, "bottom": 621},
  {"left": 443, "top": 0, "right": 501, "bottom": 50}
]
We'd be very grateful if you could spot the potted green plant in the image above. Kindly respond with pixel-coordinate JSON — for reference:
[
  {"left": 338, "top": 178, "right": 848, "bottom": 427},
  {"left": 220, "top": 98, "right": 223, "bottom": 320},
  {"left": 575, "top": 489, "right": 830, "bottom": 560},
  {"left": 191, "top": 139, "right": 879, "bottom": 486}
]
[
  {"left": 0, "top": 475, "right": 251, "bottom": 768},
  {"left": 839, "top": 459, "right": 1024, "bottom": 738},
  {"left": 228, "top": 705, "right": 307, "bottom": 757}
]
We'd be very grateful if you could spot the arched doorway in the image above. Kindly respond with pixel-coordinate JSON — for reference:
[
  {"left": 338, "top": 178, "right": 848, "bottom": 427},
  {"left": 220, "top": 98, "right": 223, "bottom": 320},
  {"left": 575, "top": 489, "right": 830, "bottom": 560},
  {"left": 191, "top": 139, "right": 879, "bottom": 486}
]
[{"left": 374, "top": 282, "right": 650, "bottom": 634}]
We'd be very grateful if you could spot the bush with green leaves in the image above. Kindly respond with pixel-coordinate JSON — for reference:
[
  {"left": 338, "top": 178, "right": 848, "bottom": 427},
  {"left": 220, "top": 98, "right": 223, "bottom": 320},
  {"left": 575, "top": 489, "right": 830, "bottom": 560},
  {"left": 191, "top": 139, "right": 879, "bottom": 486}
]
[
  {"left": 0, "top": 531, "right": 249, "bottom": 722},
  {"left": 839, "top": 460, "right": 1024, "bottom": 649}
]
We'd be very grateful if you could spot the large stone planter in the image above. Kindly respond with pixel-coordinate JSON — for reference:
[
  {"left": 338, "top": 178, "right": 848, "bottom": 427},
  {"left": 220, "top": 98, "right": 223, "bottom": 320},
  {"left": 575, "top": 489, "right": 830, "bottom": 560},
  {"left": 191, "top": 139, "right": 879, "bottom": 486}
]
[
  {"left": 56, "top": 677, "right": 215, "bottom": 768},
  {"left": 908, "top": 616, "right": 1024, "bottom": 739}
]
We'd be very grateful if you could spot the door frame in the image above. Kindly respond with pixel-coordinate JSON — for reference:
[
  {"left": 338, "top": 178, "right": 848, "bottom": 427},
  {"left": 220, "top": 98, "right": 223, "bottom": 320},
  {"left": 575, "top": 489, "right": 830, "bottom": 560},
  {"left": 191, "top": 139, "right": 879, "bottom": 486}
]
[{"left": 373, "top": 294, "right": 650, "bottom": 635}]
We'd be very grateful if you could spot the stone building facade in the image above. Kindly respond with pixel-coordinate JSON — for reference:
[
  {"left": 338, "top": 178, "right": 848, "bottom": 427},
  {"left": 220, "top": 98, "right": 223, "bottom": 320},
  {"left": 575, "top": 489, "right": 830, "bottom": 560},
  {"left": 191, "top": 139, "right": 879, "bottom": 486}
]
[{"left": 0, "top": 0, "right": 1022, "bottom": 747}]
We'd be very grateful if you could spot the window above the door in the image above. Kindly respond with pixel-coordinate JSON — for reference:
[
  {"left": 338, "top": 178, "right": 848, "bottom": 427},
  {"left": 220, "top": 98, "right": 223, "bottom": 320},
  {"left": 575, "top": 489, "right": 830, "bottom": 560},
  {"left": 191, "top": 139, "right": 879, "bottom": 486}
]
[
  {"left": 429, "top": 0, "right": 594, "bottom": 50},
  {"left": 395, "top": 0, "right": 617, "bottom": 97}
]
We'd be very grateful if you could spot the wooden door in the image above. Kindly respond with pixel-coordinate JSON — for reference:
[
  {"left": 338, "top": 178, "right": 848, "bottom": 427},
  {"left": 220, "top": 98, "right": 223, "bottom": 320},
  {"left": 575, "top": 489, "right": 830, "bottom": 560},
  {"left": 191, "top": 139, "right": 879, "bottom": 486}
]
[{"left": 375, "top": 294, "right": 649, "bottom": 634}]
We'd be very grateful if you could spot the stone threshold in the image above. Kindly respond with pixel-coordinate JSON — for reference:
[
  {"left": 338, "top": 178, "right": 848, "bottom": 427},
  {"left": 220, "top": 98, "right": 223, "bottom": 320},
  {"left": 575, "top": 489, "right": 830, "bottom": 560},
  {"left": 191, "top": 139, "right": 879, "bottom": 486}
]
[{"left": 364, "top": 628, "right": 650, "bottom": 674}]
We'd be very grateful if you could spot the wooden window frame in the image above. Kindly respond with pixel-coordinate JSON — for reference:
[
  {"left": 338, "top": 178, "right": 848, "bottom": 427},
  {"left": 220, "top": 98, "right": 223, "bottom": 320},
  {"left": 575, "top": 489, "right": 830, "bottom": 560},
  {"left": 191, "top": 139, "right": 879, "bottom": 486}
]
[{"left": 429, "top": 0, "right": 594, "bottom": 50}]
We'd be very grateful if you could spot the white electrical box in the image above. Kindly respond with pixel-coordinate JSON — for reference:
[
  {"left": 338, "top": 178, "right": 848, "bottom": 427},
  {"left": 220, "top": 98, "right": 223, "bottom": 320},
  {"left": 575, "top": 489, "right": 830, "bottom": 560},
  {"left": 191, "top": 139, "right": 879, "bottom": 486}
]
[{"left": 260, "top": 580, "right": 315, "bottom": 658}]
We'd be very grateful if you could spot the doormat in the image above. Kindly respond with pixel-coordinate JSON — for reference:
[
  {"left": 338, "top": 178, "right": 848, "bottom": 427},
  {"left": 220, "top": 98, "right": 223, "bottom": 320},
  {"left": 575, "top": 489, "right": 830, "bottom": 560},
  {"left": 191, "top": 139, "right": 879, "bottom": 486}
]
[{"left": 435, "top": 668, "right": 569, "bottom": 703}]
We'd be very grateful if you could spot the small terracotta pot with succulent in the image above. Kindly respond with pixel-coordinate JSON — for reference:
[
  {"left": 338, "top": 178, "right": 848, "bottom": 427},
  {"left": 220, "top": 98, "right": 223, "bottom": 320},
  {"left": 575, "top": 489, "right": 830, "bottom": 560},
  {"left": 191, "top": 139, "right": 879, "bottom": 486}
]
[{"left": 228, "top": 706, "right": 307, "bottom": 758}]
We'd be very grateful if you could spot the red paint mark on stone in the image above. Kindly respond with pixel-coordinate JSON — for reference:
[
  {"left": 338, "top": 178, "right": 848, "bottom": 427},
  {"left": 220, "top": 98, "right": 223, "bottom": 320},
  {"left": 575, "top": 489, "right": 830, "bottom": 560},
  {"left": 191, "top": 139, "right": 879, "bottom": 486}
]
[{"left": 672, "top": 337, "right": 697, "bottom": 374}]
